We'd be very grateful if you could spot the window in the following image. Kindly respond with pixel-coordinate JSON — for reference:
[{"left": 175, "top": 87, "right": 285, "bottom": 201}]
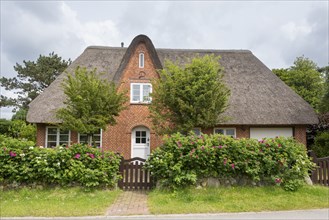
[
  {"left": 130, "top": 83, "right": 152, "bottom": 103},
  {"left": 192, "top": 128, "right": 201, "bottom": 136},
  {"left": 79, "top": 129, "right": 102, "bottom": 147},
  {"left": 214, "top": 128, "right": 236, "bottom": 138},
  {"left": 139, "top": 53, "right": 144, "bottom": 68},
  {"left": 135, "top": 130, "right": 147, "bottom": 144},
  {"left": 46, "top": 127, "right": 70, "bottom": 148}
]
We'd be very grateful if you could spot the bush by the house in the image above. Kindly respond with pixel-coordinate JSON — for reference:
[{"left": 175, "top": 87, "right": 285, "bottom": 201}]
[
  {"left": 0, "top": 134, "right": 35, "bottom": 149},
  {"left": 145, "top": 133, "right": 315, "bottom": 191},
  {"left": 312, "top": 132, "right": 329, "bottom": 158},
  {"left": 0, "top": 143, "right": 121, "bottom": 188}
]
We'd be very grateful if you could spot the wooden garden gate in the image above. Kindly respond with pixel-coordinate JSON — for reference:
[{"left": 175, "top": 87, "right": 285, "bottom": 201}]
[
  {"left": 118, "top": 157, "right": 156, "bottom": 190},
  {"left": 308, "top": 151, "right": 329, "bottom": 187}
]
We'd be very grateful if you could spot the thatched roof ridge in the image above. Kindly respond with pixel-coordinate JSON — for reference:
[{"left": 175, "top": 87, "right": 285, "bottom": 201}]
[
  {"left": 27, "top": 36, "right": 318, "bottom": 125},
  {"left": 113, "top": 35, "right": 162, "bottom": 83}
]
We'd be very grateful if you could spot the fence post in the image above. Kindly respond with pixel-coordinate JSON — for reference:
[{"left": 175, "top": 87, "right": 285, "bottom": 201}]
[{"left": 118, "top": 156, "right": 125, "bottom": 189}]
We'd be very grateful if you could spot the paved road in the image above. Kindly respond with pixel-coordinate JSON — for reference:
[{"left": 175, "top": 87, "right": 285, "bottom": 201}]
[{"left": 2, "top": 209, "right": 329, "bottom": 220}]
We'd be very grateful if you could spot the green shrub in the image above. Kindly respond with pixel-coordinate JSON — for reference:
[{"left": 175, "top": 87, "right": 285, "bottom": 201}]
[
  {"left": 0, "top": 143, "right": 121, "bottom": 188},
  {"left": 8, "top": 120, "right": 36, "bottom": 142},
  {"left": 0, "top": 134, "right": 35, "bottom": 149},
  {"left": 312, "top": 132, "right": 329, "bottom": 157},
  {"left": 145, "top": 133, "right": 314, "bottom": 191}
]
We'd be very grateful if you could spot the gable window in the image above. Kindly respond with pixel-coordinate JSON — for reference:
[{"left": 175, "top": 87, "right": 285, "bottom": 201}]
[
  {"left": 214, "top": 128, "right": 236, "bottom": 138},
  {"left": 139, "top": 53, "right": 144, "bottom": 68},
  {"left": 46, "top": 127, "right": 70, "bottom": 148},
  {"left": 79, "top": 129, "right": 102, "bottom": 147},
  {"left": 130, "top": 83, "right": 152, "bottom": 103}
]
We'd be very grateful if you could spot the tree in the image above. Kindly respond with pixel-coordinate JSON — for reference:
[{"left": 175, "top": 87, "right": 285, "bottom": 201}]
[
  {"left": 272, "top": 56, "right": 324, "bottom": 111},
  {"left": 0, "top": 52, "right": 71, "bottom": 110},
  {"left": 318, "top": 66, "right": 329, "bottom": 113},
  {"left": 56, "top": 67, "right": 127, "bottom": 145},
  {"left": 149, "top": 55, "right": 230, "bottom": 135}
]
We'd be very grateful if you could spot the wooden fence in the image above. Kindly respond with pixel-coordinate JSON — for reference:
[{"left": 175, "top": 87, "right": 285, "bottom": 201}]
[
  {"left": 308, "top": 150, "right": 329, "bottom": 186},
  {"left": 118, "top": 157, "right": 156, "bottom": 190}
]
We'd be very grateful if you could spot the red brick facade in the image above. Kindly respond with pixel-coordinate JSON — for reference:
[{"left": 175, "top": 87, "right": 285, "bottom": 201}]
[
  {"left": 101, "top": 42, "right": 162, "bottom": 158},
  {"left": 34, "top": 41, "right": 308, "bottom": 157}
]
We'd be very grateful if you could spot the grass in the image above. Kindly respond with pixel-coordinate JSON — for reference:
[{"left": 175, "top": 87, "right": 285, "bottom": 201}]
[
  {"left": 0, "top": 187, "right": 121, "bottom": 217},
  {"left": 148, "top": 185, "right": 329, "bottom": 214}
]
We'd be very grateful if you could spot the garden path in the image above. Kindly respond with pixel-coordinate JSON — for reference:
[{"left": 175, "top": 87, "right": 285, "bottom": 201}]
[{"left": 106, "top": 190, "right": 149, "bottom": 215}]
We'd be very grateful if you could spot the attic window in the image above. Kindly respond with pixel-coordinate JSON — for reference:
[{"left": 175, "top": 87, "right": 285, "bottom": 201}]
[{"left": 139, "top": 53, "right": 144, "bottom": 68}]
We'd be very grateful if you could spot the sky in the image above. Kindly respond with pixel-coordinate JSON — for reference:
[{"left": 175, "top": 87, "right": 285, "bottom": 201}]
[{"left": 1, "top": 0, "right": 328, "bottom": 119}]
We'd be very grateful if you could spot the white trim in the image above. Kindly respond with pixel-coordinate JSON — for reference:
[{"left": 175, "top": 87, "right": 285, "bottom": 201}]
[
  {"left": 45, "top": 126, "right": 71, "bottom": 148},
  {"left": 139, "top": 53, "right": 144, "bottom": 68},
  {"left": 78, "top": 129, "right": 102, "bottom": 147},
  {"left": 213, "top": 127, "right": 236, "bottom": 138},
  {"left": 130, "top": 83, "right": 152, "bottom": 104}
]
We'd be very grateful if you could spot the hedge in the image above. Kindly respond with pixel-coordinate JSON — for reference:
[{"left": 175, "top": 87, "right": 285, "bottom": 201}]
[
  {"left": 0, "top": 141, "right": 121, "bottom": 188},
  {"left": 145, "top": 133, "right": 315, "bottom": 191}
]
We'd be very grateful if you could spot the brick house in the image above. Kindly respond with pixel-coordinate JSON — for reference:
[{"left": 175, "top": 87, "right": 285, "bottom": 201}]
[{"left": 27, "top": 34, "right": 318, "bottom": 159}]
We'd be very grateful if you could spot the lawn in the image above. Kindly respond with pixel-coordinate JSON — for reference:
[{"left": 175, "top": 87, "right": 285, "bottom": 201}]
[
  {"left": 0, "top": 187, "right": 121, "bottom": 217},
  {"left": 148, "top": 185, "right": 329, "bottom": 214}
]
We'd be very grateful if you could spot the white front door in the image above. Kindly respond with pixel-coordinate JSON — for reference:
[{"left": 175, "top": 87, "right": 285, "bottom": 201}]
[{"left": 131, "top": 126, "right": 150, "bottom": 159}]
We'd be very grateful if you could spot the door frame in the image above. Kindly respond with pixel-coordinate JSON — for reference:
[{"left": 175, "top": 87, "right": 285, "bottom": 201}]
[{"left": 131, "top": 126, "right": 150, "bottom": 159}]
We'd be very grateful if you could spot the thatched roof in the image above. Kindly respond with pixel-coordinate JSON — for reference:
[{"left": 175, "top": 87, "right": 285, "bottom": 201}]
[{"left": 27, "top": 35, "right": 318, "bottom": 125}]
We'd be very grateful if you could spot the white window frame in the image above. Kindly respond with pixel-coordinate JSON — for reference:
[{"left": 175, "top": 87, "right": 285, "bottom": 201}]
[
  {"left": 139, "top": 53, "right": 144, "bottom": 68},
  {"left": 78, "top": 129, "right": 102, "bottom": 147},
  {"left": 45, "top": 126, "right": 71, "bottom": 148},
  {"left": 214, "top": 127, "right": 236, "bottom": 138},
  {"left": 130, "top": 83, "right": 152, "bottom": 103}
]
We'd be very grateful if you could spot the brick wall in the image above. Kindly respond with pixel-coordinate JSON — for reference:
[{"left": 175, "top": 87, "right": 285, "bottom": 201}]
[
  {"left": 102, "top": 42, "right": 162, "bottom": 158},
  {"left": 36, "top": 124, "right": 46, "bottom": 147},
  {"left": 294, "top": 126, "right": 307, "bottom": 146}
]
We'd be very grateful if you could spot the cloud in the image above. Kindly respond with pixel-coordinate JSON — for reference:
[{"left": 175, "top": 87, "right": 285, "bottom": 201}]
[
  {"left": 1, "top": 1, "right": 121, "bottom": 76},
  {"left": 1, "top": 1, "right": 328, "bottom": 119}
]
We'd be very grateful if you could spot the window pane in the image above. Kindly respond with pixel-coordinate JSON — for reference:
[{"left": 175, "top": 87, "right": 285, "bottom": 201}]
[
  {"left": 132, "top": 84, "right": 140, "bottom": 102},
  {"left": 47, "top": 128, "right": 57, "bottom": 134},
  {"left": 47, "top": 135, "right": 57, "bottom": 142},
  {"left": 47, "top": 142, "right": 57, "bottom": 148},
  {"left": 143, "top": 85, "right": 151, "bottom": 102},
  {"left": 136, "top": 131, "right": 141, "bottom": 137},
  {"left": 141, "top": 131, "right": 146, "bottom": 137},
  {"left": 93, "top": 136, "right": 100, "bottom": 142},
  {"left": 141, "top": 138, "right": 146, "bottom": 143},
  {"left": 215, "top": 129, "right": 224, "bottom": 134},
  {"left": 226, "top": 129, "right": 235, "bottom": 137},
  {"left": 136, "top": 138, "right": 141, "bottom": 143},
  {"left": 192, "top": 128, "right": 201, "bottom": 136},
  {"left": 60, "top": 135, "right": 69, "bottom": 142},
  {"left": 60, "top": 130, "right": 69, "bottom": 135},
  {"left": 139, "top": 53, "right": 144, "bottom": 68}
]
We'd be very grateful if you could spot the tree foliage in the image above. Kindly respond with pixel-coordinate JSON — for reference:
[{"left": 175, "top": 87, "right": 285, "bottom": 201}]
[
  {"left": 318, "top": 66, "right": 329, "bottom": 113},
  {"left": 0, "top": 52, "right": 71, "bottom": 110},
  {"left": 149, "top": 55, "right": 230, "bottom": 134},
  {"left": 56, "top": 67, "right": 127, "bottom": 139},
  {"left": 272, "top": 56, "right": 324, "bottom": 111}
]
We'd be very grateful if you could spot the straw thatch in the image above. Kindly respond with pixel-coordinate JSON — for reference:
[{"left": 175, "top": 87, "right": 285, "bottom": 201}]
[{"left": 27, "top": 35, "right": 318, "bottom": 125}]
